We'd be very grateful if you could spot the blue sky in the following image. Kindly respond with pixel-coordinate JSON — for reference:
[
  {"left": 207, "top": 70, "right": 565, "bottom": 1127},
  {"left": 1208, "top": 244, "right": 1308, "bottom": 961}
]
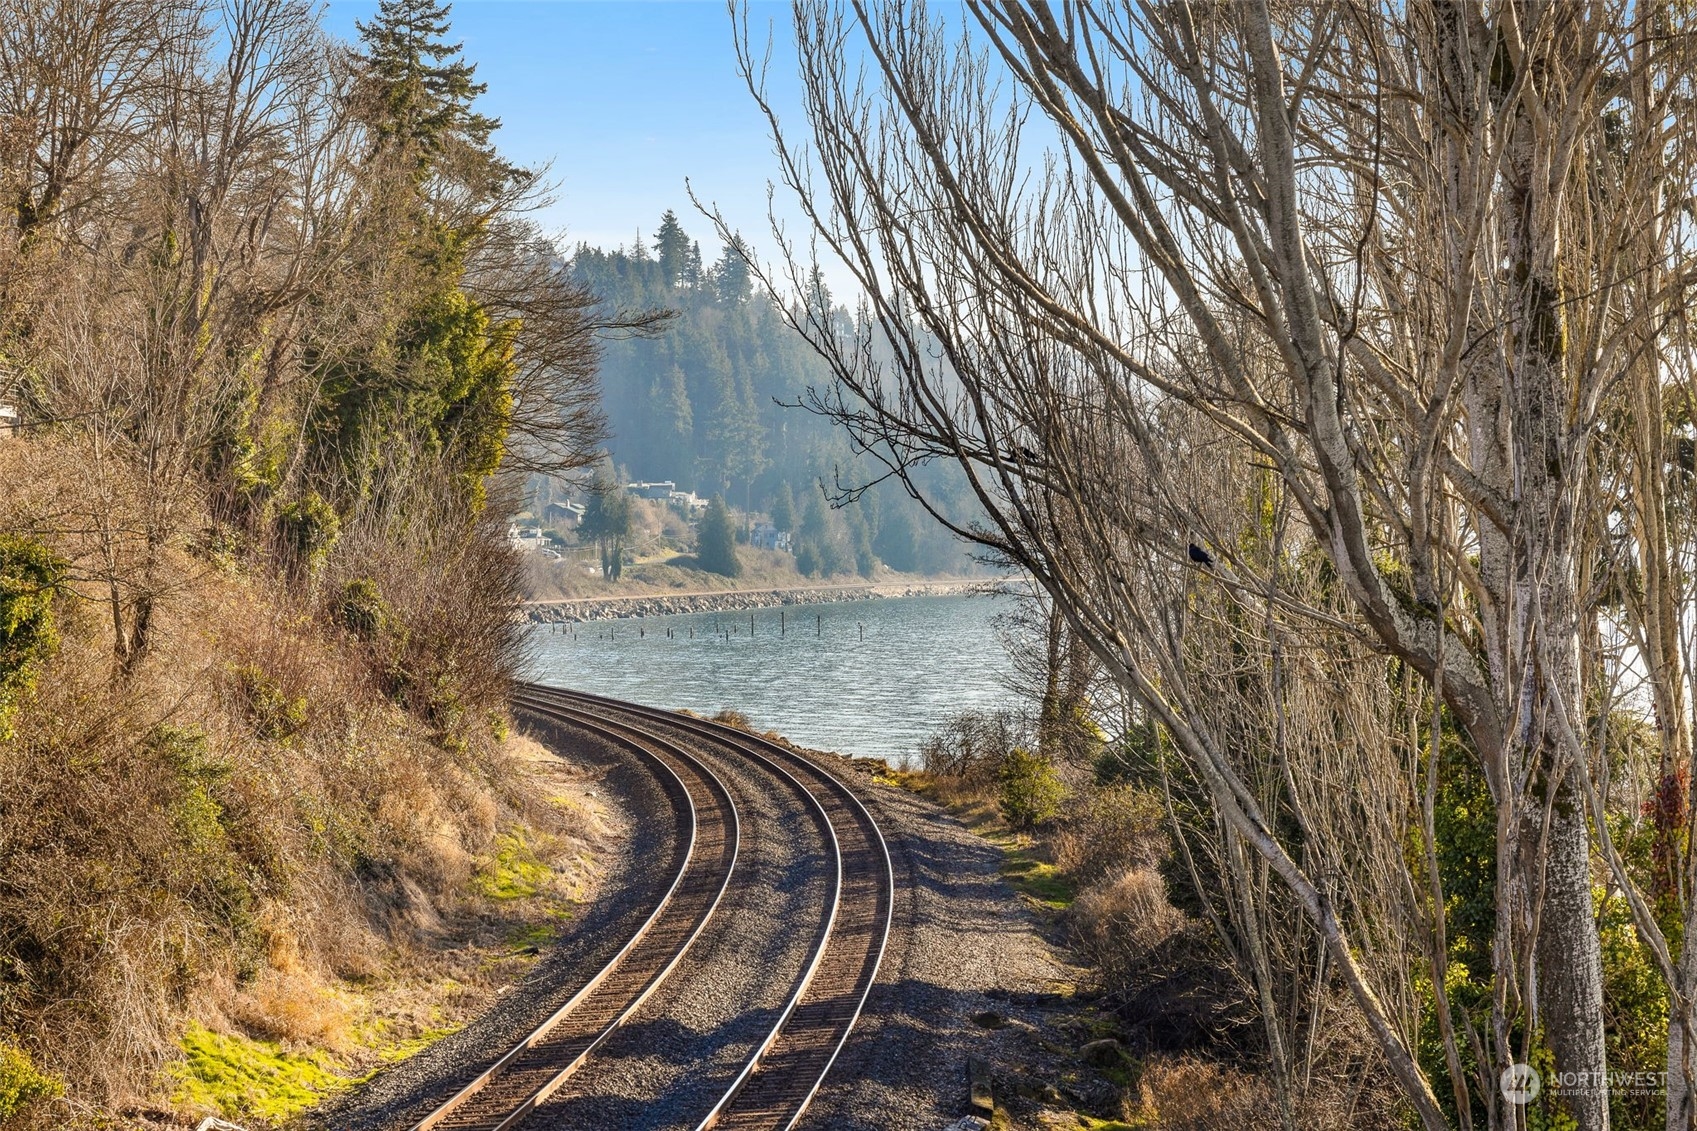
[{"left": 322, "top": 1, "right": 810, "bottom": 269}]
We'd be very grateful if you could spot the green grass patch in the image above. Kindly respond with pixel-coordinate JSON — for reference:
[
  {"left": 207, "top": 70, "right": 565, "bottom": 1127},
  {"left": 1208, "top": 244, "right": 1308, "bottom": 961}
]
[
  {"left": 374, "top": 1024, "right": 463, "bottom": 1065},
  {"left": 506, "top": 920, "right": 558, "bottom": 951},
  {"left": 999, "top": 839, "right": 1075, "bottom": 908},
  {"left": 472, "top": 828, "right": 552, "bottom": 900},
  {"left": 172, "top": 1022, "right": 352, "bottom": 1122}
]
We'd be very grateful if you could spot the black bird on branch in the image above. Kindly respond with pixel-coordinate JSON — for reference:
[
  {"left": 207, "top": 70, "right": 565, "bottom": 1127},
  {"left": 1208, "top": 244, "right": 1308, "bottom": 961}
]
[{"left": 1187, "top": 543, "right": 1215, "bottom": 567}]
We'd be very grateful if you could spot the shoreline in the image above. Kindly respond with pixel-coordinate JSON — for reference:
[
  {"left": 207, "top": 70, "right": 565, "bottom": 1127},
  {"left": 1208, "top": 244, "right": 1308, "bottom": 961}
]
[{"left": 522, "top": 578, "right": 1011, "bottom": 623}]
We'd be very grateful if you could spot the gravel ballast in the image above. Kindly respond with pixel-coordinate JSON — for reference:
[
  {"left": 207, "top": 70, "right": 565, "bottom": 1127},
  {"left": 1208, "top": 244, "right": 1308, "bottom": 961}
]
[
  {"left": 319, "top": 705, "right": 1073, "bottom": 1131},
  {"left": 530, "top": 712, "right": 834, "bottom": 1129},
  {"left": 785, "top": 754, "right": 1074, "bottom": 1131}
]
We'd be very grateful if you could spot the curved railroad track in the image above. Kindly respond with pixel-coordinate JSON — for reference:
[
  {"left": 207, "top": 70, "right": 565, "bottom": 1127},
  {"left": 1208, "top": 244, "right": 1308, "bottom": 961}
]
[
  {"left": 403, "top": 683, "right": 894, "bottom": 1131},
  {"left": 531, "top": 684, "right": 895, "bottom": 1131},
  {"left": 410, "top": 694, "right": 740, "bottom": 1131}
]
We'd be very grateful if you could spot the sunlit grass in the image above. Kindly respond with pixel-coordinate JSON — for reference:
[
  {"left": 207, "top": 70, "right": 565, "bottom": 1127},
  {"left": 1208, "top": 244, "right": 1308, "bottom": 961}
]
[
  {"left": 472, "top": 828, "right": 552, "bottom": 900},
  {"left": 172, "top": 1023, "right": 352, "bottom": 1123}
]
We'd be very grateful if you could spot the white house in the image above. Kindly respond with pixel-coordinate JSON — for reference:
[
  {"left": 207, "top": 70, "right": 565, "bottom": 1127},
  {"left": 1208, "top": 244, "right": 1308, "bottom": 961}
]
[
  {"left": 750, "top": 522, "right": 791, "bottom": 552},
  {"left": 0, "top": 404, "right": 17, "bottom": 439},
  {"left": 668, "top": 490, "right": 708, "bottom": 514},
  {"left": 626, "top": 480, "right": 676, "bottom": 501}
]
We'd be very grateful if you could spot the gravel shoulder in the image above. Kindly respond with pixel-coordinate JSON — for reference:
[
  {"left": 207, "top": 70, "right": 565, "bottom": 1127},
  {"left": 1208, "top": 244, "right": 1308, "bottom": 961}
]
[{"left": 786, "top": 753, "right": 1080, "bottom": 1131}]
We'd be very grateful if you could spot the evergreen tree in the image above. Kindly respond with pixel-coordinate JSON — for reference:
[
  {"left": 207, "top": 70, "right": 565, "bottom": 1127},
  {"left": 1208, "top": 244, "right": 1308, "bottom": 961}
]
[
  {"left": 873, "top": 500, "right": 920, "bottom": 572},
  {"left": 769, "top": 481, "right": 796, "bottom": 534},
  {"left": 797, "top": 488, "right": 850, "bottom": 576},
  {"left": 649, "top": 363, "right": 694, "bottom": 485},
  {"left": 695, "top": 495, "right": 741, "bottom": 577},
  {"left": 805, "top": 263, "right": 831, "bottom": 316},
  {"left": 653, "top": 210, "right": 690, "bottom": 288},
  {"left": 579, "top": 466, "right": 632, "bottom": 581},
  {"left": 355, "top": 0, "right": 521, "bottom": 191},
  {"left": 846, "top": 505, "right": 876, "bottom": 578},
  {"left": 683, "top": 241, "right": 704, "bottom": 289},
  {"left": 714, "top": 236, "right": 753, "bottom": 303},
  {"left": 314, "top": 0, "right": 523, "bottom": 512}
]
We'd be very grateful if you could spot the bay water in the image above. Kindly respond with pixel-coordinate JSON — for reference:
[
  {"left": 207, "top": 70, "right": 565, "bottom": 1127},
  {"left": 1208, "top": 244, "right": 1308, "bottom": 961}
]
[{"left": 523, "top": 593, "right": 1019, "bottom": 764}]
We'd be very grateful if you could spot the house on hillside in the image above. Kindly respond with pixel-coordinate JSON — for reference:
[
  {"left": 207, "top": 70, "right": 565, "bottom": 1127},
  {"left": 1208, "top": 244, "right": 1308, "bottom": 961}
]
[
  {"left": 543, "top": 501, "right": 585, "bottom": 527},
  {"left": 750, "top": 522, "right": 791, "bottom": 552},
  {"left": 668, "top": 490, "right": 707, "bottom": 514},
  {"left": 0, "top": 404, "right": 17, "bottom": 439},
  {"left": 625, "top": 480, "right": 675, "bottom": 501}
]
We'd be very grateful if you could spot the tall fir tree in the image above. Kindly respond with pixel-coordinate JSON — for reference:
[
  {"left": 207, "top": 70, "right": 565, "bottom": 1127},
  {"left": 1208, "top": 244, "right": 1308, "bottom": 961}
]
[
  {"left": 653, "top": 210, "right": 690, "bottom": 288},
  {"left": 714, "top": 236, "right": 753, "bottom": 303},
  {"left": 313, "top": 0, "right": 522, "bottom": 511},
  {"left": 355, "top": 0, "right": 522, "bottom": 194},
  {"left": 695, "top": 495, "right": 741, "bottom": 577},
  {"left": 769, "top": 481, "right": 796, "bottom": 534}
]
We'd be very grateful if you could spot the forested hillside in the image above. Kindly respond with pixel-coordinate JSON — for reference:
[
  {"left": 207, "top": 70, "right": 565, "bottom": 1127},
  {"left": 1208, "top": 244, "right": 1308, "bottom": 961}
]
[{"left": 566, "top": 213, "right": 979, "bottom": 576}]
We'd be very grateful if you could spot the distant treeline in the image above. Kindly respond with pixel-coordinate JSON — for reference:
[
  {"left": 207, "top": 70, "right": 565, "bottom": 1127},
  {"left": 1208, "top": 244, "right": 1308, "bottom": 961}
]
[{"left": 566, "top": 212, "right": 981, "bottom": 577}]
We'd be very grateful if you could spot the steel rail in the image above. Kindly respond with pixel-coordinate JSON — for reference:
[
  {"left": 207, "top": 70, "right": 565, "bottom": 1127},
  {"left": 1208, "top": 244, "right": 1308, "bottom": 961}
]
[
  {"left": 526, "top": 684, "right": 896, "bottom": 1131},
  {"left": 518, "top": 683, "right": 845, "bottom": 1131},
  {"left": 409, "top": 696, "right": 739, "bottom": 1131}
]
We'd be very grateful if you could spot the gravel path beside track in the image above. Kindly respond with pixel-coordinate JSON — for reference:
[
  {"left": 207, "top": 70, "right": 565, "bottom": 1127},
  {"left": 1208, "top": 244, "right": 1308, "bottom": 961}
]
[{"left": 786, "top": 754, "right": 1074, "bottom": 1131}]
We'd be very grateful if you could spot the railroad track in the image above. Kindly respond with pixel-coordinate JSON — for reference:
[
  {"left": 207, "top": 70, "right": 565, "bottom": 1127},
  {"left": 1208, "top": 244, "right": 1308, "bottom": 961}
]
[
  {"left": 403, "top": 684, "right": 893, "bottom": 1131},
  {"left": 531, "top": 684, "right": 895, "bottom": 1131},
  {"left": 410, "top": 694, "right": 740, "bottom": 1131}
]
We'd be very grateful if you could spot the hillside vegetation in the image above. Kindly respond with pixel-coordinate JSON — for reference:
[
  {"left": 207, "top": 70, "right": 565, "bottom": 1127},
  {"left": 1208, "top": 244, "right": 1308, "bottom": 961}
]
[
  {"left": 0, "top": 0, "right": 630, "bottom": 1123},
  {"left": 560, "top": 213, "right": 984, "bottom": 579}
]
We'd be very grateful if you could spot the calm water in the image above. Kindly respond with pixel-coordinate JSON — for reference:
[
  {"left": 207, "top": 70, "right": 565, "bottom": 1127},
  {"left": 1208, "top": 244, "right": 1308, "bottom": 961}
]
[{"left": 523, "top": 594, "right": 1018, "bottom": 763}]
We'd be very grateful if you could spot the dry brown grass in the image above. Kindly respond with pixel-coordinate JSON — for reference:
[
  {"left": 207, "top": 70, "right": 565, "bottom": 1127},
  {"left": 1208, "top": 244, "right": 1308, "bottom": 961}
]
[
  {"left": 1132, "top": 1055, "right": 1280, "bottom": 1130},
  {"left": 1069, "top": 867, "right": 1186, "bottom": 972}
]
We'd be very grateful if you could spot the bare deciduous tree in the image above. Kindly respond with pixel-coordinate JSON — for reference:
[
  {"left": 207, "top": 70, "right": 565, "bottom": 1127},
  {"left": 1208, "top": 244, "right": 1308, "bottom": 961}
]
[{"left": 726, "top": 2, "right": 1697, "bottom": 1126}]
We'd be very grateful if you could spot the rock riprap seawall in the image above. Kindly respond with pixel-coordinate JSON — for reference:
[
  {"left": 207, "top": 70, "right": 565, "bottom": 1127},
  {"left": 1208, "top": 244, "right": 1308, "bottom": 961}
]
[{"left": 525, "top": 581, "right": 997, "bottom": 624}]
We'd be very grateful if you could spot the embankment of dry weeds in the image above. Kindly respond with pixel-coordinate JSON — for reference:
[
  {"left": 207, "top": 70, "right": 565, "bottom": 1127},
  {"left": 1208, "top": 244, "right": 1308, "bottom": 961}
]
[{"left": 0, "top": 443, "right": 599, "bottom": 1129}]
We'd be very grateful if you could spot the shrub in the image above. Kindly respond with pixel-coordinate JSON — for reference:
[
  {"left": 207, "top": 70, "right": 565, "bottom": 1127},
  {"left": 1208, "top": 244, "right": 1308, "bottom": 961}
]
[
  {"left": 276, "top": 492, "right": 340, "bottom": 574},
  {"left": 1070, "top": 866, "right": 1186, "bottom": 987},
  {"left": 1051, "top": 785, "right": 1166, "bottom": 885},
  {"left": 335, "top": 577, "right": 391, "bottom": 640},
  {"left": 0, "top": 1043, "right": 63, "bottom": 1123},
  {"left": 0, "top": 534, "right": 64, "bottom": 741},
  {"left": 997, "top": 746, "right": 1066, "bottom": 829},
  {"left": 232, "top": 664, "right": 308, "bottom": 741},
  {"left": 917, "top": 708, "right": 1028, "bottom": 784},
  {"left": 696, "top": 495, "right": 742, "bottom": 577}
]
